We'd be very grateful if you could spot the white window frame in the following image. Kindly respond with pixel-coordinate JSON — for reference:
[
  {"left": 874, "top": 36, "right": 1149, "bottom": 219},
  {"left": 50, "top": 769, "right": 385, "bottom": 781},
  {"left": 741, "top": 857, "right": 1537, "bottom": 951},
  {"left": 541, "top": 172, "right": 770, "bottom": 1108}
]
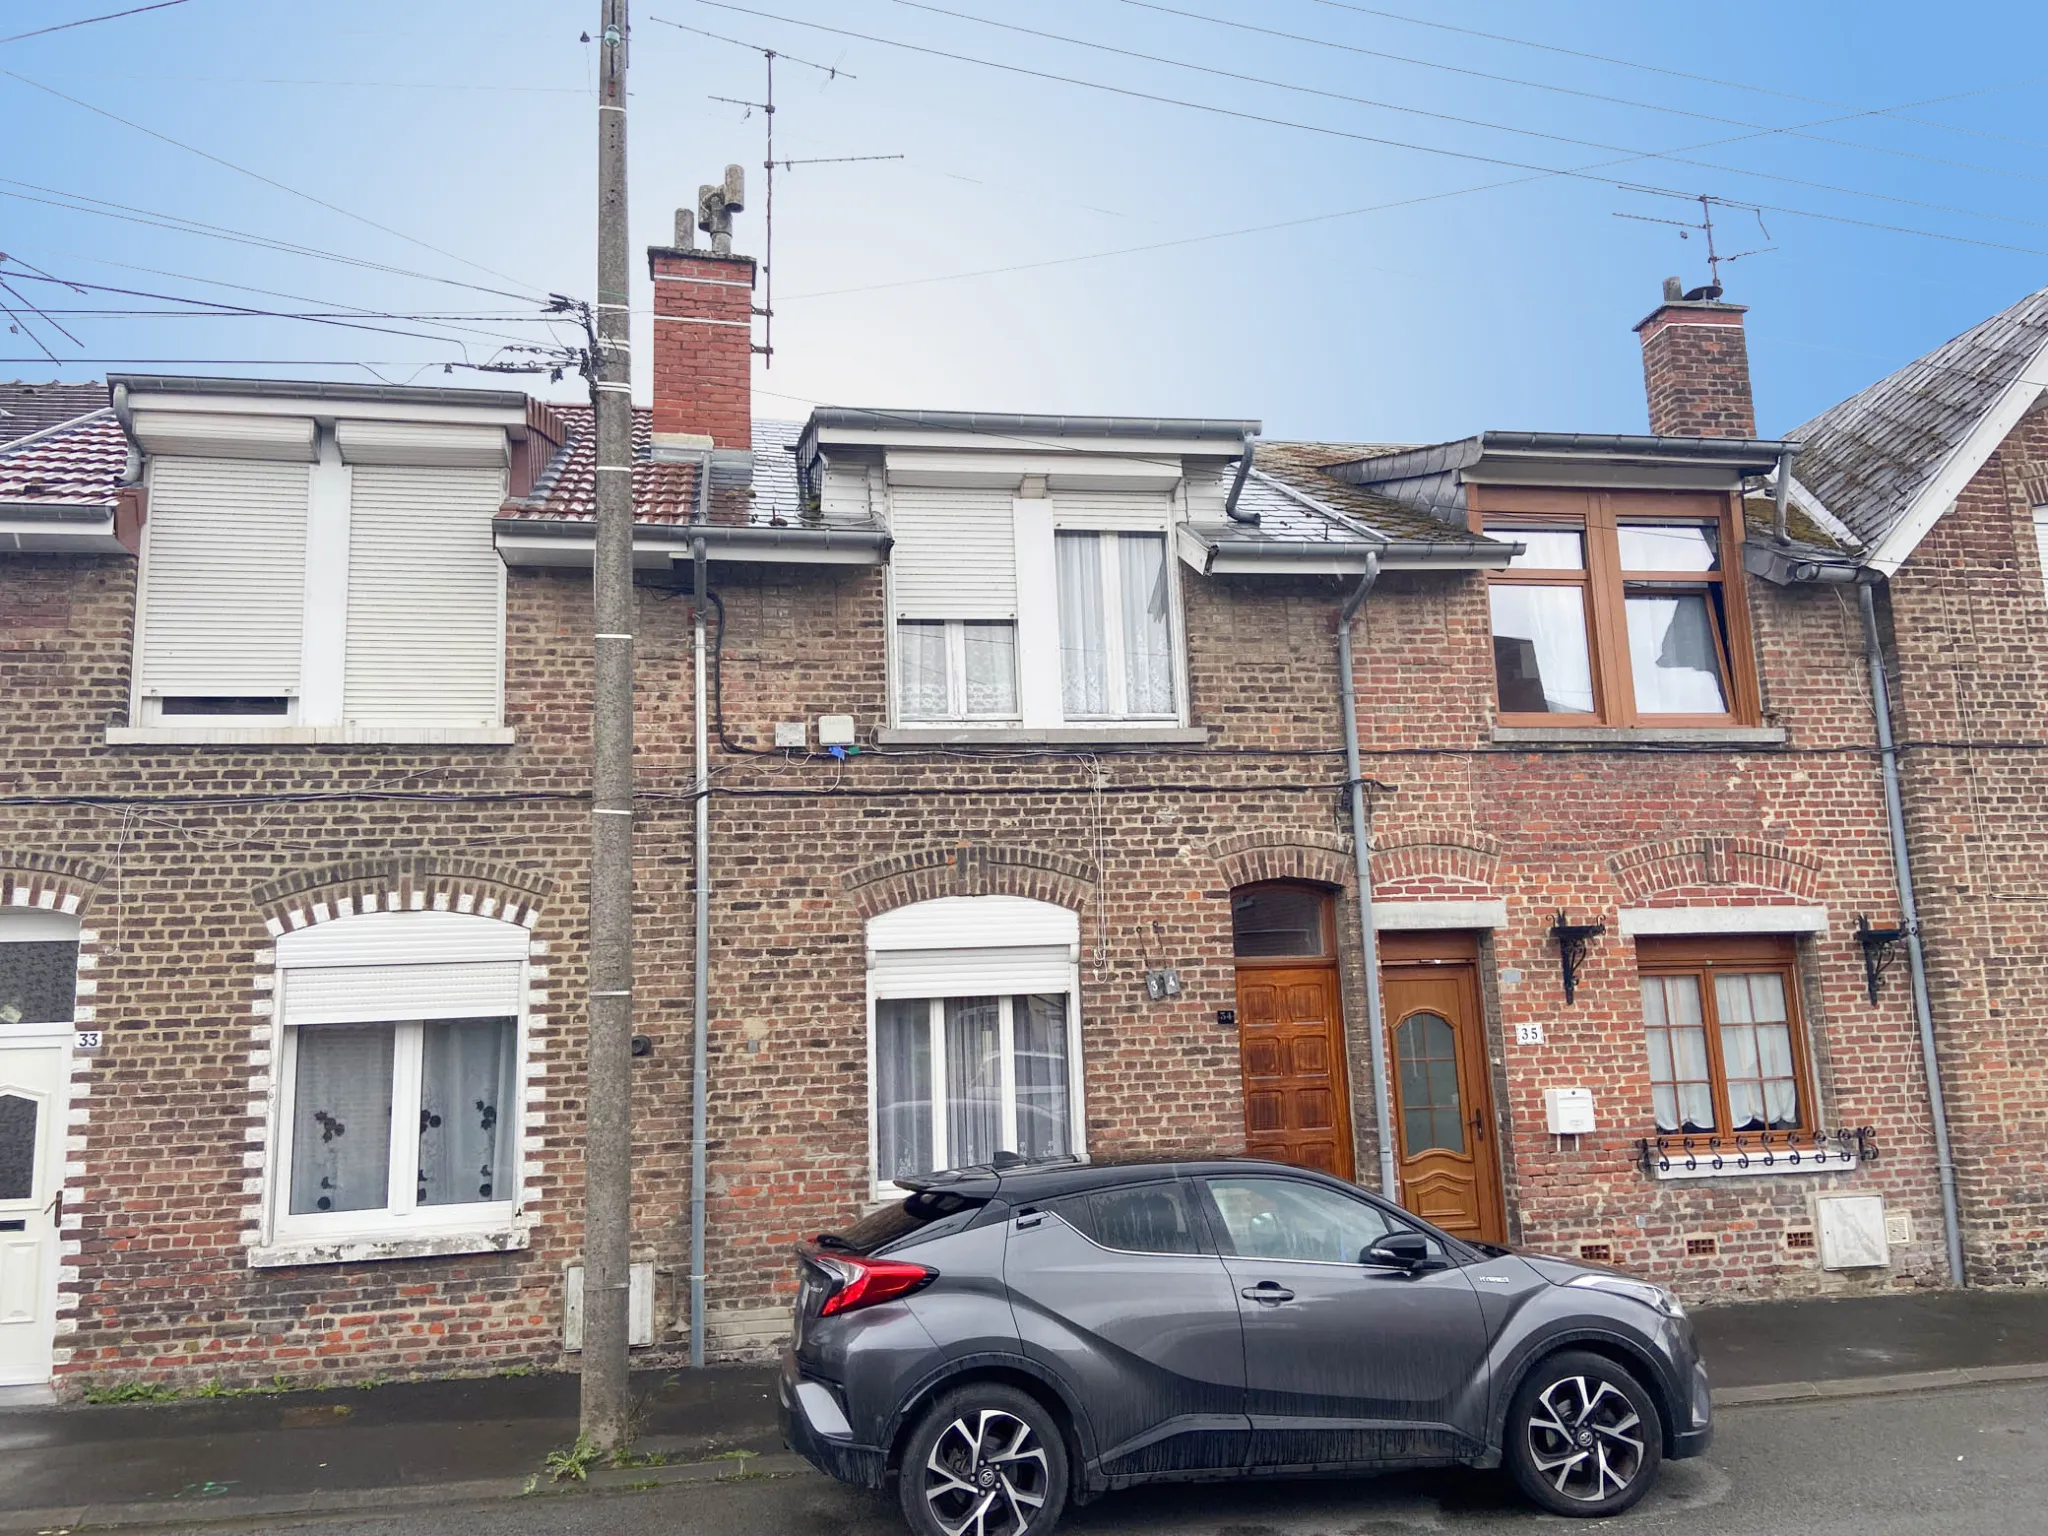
[
  {"left": 1052, "top": 527, "right": 1182, "bottom": 723},
  {"left": 893, "top": 618, "right": 1022, "bottom": 723},
  {"left": 255, "top": 911, "right": 531, "bottom": 1265},
  {"left": 865, "top": 896, "right": 1087, "bottom": 1200}
]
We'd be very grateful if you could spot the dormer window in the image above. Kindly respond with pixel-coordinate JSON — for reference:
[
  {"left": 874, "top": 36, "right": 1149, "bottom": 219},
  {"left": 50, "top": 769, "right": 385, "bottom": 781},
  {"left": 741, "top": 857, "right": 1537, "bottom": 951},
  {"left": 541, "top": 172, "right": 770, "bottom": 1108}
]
[{"left": 1481, "top": 488, "right": 1759, "bottom": 727}]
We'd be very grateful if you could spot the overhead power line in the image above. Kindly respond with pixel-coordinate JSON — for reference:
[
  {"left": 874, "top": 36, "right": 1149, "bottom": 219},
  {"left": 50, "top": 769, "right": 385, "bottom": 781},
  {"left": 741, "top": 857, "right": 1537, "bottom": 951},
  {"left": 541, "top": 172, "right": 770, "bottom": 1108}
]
[
  {"left": 1303, "top": 0, "right": 2048, "bottom": 153},
  {"left": 689, "top": 0, "right": 2048, "bottom": 263},
  {"left": 0, "top": 0, "right": 192, "bottom": 47},
  {"left": 0, "top": 68, "right": 547, "bottom": 299},
  {"left": 879, "top": 0, "right": 2048, "bottom": 236},
  {"left": 1115, "top": 0, "right": 2048, "bottom": 189}
]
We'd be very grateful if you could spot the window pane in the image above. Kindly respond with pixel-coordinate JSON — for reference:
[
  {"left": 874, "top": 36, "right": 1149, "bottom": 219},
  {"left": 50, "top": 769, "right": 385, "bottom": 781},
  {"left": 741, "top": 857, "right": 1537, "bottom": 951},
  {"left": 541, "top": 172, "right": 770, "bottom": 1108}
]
[
  {"left": 1012, "top": 994, "right": 1071, "bottom": 1161},
  {"left": 0, "top": 940, "right": 78, "bottom": 1026},
  {"left": 961, "top": 622, "right": 1018, "bottom": 716},
  {"left": 1205, "top": 1176, "right": 1392, "bottom": 1264},
  {"left": 944, "top": 997, "right": 1004, "bottom": 1169},
  {"left": 1640, "top": 976, "right": 1714, "bottom": 1134},
  {"left": 896, "top": 621, "right": 950, "bottom": 720},
  {"left": 1626, "top": 591, "right": 1729, "bottom": 714},
  {"left": 1394, "top": 1013, "right": 1464, "bottom": 1155},
  {"left": 1055, "top": 533, "right": 1109, "bottom": 716},
  {"left": 1071, "top": 1182, "right": 1204, "bottom": 1255},
  {"left": 1490, "top": 584, "right": 1595, "bottom": 713},
  {"left": 1231, "top": 886, "right": 1326, "bottom": 958},
  {"left": 1715, "top": 971, "right": 1801, "bottom": 1131},
  {"left": 289, "top": 1024, "right": 395, "bottom": 1215},
  {"left": 1118, "top": 533, "right": 1175, "bottom": 715},
  {"left": 1618, "top": 523, "right": 1719, "bottom": 572},
  {"left": 876, "top": 999, "right": 933, "bottom": 1183},
  {"left": 418, "top": 1017, "right": 515, "bottom": 1207},
  {"left": 0, "top": 1096, "right": 39, "bottom": 1202},
  {"left": 1487, "top": 528, "right": 1585, "bottom": 570}
]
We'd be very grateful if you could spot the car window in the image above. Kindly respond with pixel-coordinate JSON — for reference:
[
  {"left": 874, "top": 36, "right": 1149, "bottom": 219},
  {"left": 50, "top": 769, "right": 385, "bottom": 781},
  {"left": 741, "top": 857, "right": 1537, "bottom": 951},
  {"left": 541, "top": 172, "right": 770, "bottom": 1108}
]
[
  {"left": 1058, "top": 1181, "right": 1206, "bottom": 1256},
  {"left": 1204, "top": 1176, "right": 1396, "bottom": 1264}
]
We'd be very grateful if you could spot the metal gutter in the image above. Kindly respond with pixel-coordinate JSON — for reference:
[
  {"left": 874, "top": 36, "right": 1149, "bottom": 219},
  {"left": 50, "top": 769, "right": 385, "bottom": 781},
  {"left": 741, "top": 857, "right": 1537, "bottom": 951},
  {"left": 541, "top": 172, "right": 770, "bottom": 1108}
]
[
  {"left": 1859, "top": 584, "right": 1967, "bottom": 1289},
  {"left": 493, "top": 517, "right": 890, "bottom": 559},
  {"left": 1332, "top": 430, "right": 1799, "bottom": 486},
  {"left": 1186, "top": 531, "right": 1515, "bottom": 575},
  {"left": 1335, "top": 553, "right": 1399, "bottom": 1200},
  {"left": 804, "top": 407, "right": 1259, "bottom": 439},
  {"left": 109, "top": 373, "right": 531, "bottom": 411}
]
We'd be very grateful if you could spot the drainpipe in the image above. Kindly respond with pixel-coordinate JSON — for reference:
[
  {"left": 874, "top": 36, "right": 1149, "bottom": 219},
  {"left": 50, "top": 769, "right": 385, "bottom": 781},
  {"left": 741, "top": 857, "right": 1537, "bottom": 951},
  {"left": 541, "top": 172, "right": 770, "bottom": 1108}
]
[
  {"left": 1772, "top": 447, "right": 1795, "bottom": 546},
  {"left": 1223, "top": 431, "right": 1260, "bottom": 524},
  {"left": 1858, "top": 583, "right": 1966, "bottom": 1287},
  {"left": 1337, "top": 553, "right": 1398, "bottom": 1200},
  {"left": 688, "top": 515, "right": 713, "bottom": 1364}
]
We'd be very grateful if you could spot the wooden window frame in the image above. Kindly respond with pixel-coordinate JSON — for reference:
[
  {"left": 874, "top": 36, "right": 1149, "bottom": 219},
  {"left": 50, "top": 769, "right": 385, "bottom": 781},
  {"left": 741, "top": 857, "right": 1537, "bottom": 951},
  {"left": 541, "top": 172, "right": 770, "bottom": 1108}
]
[
  {"left": 1634, "top": 934, "right": 1814, "bottom": 1143},
  {"left": 1475, "top": 486, "right": 1762, "bottom": 728},
  {"left": 1229, "top": 881, "right": 1336, "bottom": 969}
]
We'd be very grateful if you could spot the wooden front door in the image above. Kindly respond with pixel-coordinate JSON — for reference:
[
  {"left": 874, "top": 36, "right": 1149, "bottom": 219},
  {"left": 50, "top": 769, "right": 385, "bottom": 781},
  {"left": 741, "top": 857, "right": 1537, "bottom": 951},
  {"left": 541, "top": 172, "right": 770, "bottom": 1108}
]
[
  {"left": 1381, "top": 938, "right": 1505, "bottom": 1244},
  {"left": 1236, "top": 967, "right": 1353, "bottom": 1178}
]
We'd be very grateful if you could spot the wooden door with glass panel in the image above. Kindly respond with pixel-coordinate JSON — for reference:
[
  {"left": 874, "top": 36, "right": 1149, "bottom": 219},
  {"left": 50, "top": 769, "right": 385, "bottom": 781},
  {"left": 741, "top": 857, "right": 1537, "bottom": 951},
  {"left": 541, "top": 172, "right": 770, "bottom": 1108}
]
[
  {"left": 1231, "top": 884, "right": 1354, "bottom": 1180},
  {"left": 1380, "top": 934, "right": 1505, "bottom": 1244}
]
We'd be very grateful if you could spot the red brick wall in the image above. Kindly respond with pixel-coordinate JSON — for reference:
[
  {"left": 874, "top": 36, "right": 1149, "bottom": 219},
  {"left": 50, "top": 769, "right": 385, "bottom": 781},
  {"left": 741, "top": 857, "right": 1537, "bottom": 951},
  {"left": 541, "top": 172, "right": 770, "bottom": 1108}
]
[
  {"left": 1881, "top": 408, "right": 2048, "bottom": 1284},
  {"left": 0, "top": 504, "right": 1955, "bottom": 1392},
  {"left": 646, "top": 249, "right": 754, "bottom": 447},
  {"left": 1637, "top": 306, "right": 1758, "bottom": 438}
]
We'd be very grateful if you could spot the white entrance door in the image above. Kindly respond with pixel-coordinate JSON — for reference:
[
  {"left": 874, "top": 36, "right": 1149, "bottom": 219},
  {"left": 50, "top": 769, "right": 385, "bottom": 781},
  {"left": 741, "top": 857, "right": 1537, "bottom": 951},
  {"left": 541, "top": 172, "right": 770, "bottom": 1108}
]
[{"left": 0, "top": 1045, "right": 66, "bottom": 1385}]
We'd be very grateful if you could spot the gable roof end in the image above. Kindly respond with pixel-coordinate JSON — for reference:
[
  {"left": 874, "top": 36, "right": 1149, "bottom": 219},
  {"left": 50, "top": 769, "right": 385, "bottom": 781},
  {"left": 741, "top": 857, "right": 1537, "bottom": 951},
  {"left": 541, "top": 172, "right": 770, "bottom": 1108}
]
[{"left": 1791, "top": 285, "right": 2048, "bottom": 575}]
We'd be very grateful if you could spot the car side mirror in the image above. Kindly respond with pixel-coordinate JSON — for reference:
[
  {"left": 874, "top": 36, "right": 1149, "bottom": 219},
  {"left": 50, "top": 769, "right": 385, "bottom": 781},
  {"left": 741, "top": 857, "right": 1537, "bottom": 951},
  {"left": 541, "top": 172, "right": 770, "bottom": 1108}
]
[{"left": 1362, "top": 1231, "right": 1431, "bottom": 1271}]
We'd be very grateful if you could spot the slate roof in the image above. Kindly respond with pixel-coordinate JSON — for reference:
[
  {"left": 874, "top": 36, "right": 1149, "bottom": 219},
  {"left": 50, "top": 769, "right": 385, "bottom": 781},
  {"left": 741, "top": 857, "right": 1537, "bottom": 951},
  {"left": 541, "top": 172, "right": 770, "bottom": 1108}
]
[
  {"left": 1791, "top": 285, "right": 2048, "bottom": 551},
  {"left": 1248, "top": 440, "right": 1507, "bottom": 549},
  {"left": 0, "top": 382, "right": 106, "bottom": 446},
  {"left": 0, "top": 408, "right": 125, "bottom": 508},
  {"left": 501, "top": 408, "right": 860, "bottom": 528}
]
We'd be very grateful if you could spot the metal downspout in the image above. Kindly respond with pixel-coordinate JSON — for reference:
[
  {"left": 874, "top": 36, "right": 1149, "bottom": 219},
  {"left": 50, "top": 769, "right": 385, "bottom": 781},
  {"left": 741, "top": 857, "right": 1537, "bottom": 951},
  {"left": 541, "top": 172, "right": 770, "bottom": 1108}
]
[
  {"left": 688, "top": 525, "right": 712, "bottom": 1364},
  {"left": 1859, "top": 583, "right": 1966, "bottom": 1287},
  {"left": 1224, "top": 431, "right": 1259, "bottom": 524},
  {"left": 1337, "top": 554, "right": 1398, "bottom": 1199},
  {"left": 1772, "top": 448, "right": 1795, "bottom": 546}
]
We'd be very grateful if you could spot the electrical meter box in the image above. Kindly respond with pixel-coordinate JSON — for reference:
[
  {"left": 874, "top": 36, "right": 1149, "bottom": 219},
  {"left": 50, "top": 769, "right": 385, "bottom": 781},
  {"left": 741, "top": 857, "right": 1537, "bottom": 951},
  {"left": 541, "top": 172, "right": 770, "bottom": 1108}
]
[{"left": 1543, "top": 1087, "right": 1597, "bottom": 1135}]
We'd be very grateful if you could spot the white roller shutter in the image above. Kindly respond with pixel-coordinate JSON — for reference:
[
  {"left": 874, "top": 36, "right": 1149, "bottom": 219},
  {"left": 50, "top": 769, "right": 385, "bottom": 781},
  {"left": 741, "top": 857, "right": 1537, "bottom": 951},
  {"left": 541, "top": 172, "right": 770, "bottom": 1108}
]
[
  {"left": 129, "top": 411, "right": 315, "bottom": 461},
  {"left": 870, "top": 946, "right": 1073, "bottom": 999},
  {"left": 344, "top": 465, "right": 505, "bottom": 727},
  {"left": 139, "top": 457, "right": 310, "bottom": 698},
  {"left": 888, "top": 485, "right": 1016, "bottom": 618},
  {"left": 283, "top": 960, "right": 524, "bottom": 1025},
  {"left": 1049, "top": 490, "right": 1174, "bottom": 531},
  {"left": 335, "top": 420, "right": 507, "bottom": 467}
]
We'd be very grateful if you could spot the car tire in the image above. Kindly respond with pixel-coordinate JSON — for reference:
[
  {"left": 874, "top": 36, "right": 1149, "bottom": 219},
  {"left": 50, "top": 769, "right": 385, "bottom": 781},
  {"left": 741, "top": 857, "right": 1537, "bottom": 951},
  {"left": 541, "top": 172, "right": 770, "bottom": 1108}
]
[
  {"left": 898, "top": 1382, "right": 1069, "bottom": 1536},
  {"left": 1505, "top": 1349, "right": 1664, "bottom": 1518}
]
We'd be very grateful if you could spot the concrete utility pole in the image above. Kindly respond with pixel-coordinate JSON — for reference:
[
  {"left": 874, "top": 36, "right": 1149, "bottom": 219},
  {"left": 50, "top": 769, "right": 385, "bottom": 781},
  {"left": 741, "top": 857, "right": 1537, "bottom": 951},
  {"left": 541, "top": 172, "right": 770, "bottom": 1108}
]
[{"left": 581, "top": 0, "right": 635, "bottom": 1452}]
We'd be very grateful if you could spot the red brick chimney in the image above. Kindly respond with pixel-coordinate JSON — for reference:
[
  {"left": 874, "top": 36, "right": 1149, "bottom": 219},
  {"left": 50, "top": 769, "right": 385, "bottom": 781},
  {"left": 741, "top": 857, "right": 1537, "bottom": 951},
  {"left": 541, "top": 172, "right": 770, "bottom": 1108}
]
[
  {"left": 1633, "top": 277, "right": 1757, "bottom": 439},
  {"left": 647, "top": 168, "right": 755, "bottom": 452}
]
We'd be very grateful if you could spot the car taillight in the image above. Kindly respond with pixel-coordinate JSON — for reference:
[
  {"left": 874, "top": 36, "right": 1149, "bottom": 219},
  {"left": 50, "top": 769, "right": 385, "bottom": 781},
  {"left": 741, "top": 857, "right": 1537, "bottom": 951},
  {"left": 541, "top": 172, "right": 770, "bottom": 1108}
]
[{"left": 809, "top": 1252, "right": 937, "bottom": 1317}]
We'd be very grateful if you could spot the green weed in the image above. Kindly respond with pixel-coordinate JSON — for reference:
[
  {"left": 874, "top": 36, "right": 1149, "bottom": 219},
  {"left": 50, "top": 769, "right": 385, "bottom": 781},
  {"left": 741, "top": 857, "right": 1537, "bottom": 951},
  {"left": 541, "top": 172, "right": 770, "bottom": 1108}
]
[{"left": 544, "top": 1435, "right": 602, "bottom": 1483}]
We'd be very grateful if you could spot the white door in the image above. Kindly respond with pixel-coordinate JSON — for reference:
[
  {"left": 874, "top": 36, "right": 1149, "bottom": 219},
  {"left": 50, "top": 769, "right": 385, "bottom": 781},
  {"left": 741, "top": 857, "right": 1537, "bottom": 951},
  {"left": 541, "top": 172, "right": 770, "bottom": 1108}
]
[{"left": 0, "top": 1046, "right": 66, "bottom": 1385}]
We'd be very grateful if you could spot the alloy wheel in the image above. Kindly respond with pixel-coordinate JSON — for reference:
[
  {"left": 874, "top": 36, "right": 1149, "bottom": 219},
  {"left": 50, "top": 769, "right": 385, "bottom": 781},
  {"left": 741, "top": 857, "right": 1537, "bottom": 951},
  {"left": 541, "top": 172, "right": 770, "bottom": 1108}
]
[
  {"left": 920, "top": 1407, "right": 1051, "bottom": 1536},
  {"left": 1523, "top": 1373, "right": 1647, "bottom": 1503}
]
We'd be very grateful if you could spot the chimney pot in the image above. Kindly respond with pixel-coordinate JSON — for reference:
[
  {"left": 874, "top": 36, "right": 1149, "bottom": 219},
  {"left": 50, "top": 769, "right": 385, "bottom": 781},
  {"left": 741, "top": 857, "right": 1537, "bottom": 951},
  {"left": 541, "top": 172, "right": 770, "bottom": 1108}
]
[
  {"left": 1633, "top": 279, "right": 1757, "bottom": 439},
  {"left": 674, "top": 207, "right": 695, "bottom": 249}
]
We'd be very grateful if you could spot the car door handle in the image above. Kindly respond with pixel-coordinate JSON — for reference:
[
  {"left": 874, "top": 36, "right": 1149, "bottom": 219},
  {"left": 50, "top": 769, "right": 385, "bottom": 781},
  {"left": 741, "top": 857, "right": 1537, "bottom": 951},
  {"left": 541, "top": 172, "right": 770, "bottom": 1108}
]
[{"left": 1241, "top": 1283, "right": 1295, "bottom": 1304}]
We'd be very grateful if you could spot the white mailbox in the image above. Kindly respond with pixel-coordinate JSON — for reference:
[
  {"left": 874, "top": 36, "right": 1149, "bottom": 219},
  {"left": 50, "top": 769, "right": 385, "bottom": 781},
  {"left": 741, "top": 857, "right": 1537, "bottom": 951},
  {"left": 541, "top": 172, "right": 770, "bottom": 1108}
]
[{"left": 1543, "top": 1087, "right": 1597, "bottom": 1135}]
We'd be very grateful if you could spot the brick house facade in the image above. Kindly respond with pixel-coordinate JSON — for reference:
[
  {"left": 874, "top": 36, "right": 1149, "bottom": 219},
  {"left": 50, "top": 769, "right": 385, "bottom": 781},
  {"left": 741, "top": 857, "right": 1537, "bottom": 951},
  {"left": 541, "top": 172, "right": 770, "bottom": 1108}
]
[{"left": 0, "top": 247, "right": 1975, "bottom": 1396}]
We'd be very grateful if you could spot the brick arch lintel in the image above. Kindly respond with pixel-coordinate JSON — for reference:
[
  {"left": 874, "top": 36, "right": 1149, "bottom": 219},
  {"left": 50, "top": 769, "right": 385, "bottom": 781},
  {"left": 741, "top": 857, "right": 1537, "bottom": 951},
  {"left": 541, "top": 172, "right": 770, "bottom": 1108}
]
[
  {"left": 842, "top": 844, "right": 1097, "bottom": 920},
  {"left": 1609, "top": 835, "right": 1823, "bottom": 905},
  {"left": 1, "top": 852, "right": 107, "bottom": 916},
  {"left": 1365, "top": 826, "right": 1502, "bottom": 891},
  {"left": 1205, "top": 829, "right": 1354, "bottom": 893},
  {"left": 253, "top": 857, "right": 554, "bottom": 935}
]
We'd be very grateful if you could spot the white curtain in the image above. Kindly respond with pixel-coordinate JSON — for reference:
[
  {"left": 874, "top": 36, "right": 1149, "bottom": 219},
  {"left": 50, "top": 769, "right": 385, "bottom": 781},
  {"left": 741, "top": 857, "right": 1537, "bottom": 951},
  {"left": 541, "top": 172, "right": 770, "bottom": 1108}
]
[
  {"left": 289, "top": 1024, "right": 395, "bottom": 1215},
  {"left": 1640, "top": 976, "right": 1715, "bottom": 1134},
  {"left": 1118, "top": 534, "right": 1174, "bottom": 715},
  {"left": 896, "top": 621, "right": 949, "bottom": 719},
  {"left": 1489, "top": 585, "right": 1595, "bottom": 713},
  {"left": 962, "top": 622, "right": 1018, "bottom": 715},
  {"left": 1012, "top": 994, "right": 1071, "bottom": 1161},
  {"left": 1056, "top": 534, "right": 1109, "bottom": 716},
  {"left": 417, "top": 1017, "right": 515, "bottom": 1207},
  {"left": 1715, "top": 971, "right": 1798, "bottom": 1130},
  {"left": 945, "top": 997, "right": 1004, "bottom": 1167},
  {"left": 1627, "top": 592, "right": 1728, "bottom": 714},
  {"left": 875, "top": 999, "right": 933, "bottom": 1181}
]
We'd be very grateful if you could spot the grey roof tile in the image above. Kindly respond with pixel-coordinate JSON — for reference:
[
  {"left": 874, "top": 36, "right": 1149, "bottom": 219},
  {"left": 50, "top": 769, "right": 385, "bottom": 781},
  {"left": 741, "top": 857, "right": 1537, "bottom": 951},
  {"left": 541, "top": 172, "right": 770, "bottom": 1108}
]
[{"left": 0, "top": 382, "right": 106, "bottom": 446}]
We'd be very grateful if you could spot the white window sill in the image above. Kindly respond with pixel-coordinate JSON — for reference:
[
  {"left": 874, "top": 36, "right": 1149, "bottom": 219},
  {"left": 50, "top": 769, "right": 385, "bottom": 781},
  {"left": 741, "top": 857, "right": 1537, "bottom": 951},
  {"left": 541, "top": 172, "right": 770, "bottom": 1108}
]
[
  {"left": 249, "top": 1225, "right": 529, "bottom": 1268},
  {"left": 1493, "top": 725, "right": 1786, "bottom": 748},
  {"left": 876, "top": 725, "right": 1208, "bottom": 747},
  {"left": 108, "top": 725, "right": 517, "bottom": 746},
  {"left": 1644, "top": 1146, "right": 1863, "bottom": 1181}
]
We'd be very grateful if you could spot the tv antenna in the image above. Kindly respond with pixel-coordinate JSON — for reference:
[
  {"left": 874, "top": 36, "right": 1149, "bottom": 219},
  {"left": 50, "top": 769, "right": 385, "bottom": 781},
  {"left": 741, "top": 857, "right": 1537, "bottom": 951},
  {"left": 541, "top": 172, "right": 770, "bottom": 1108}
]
[
  {"left": 707, "top": 50, "right": 902, "bottom": 367},
  {"left": 1613, "top": 189, "right": 1776, "bottom": 295}
]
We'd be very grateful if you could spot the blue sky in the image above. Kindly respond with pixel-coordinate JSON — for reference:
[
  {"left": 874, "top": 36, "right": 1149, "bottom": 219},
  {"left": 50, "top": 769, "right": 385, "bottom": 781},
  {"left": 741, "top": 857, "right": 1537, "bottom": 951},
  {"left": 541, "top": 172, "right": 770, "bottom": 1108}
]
[{"left": 4, "top": 0, "right": 2046, "bottom": 442}]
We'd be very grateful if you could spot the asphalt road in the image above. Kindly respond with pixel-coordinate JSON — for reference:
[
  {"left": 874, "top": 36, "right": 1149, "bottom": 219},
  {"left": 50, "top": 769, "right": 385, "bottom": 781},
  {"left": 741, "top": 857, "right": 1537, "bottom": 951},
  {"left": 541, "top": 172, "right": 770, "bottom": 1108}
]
[{"left": 135, "top": 1382, "right": 2048, "bottom": 1536}]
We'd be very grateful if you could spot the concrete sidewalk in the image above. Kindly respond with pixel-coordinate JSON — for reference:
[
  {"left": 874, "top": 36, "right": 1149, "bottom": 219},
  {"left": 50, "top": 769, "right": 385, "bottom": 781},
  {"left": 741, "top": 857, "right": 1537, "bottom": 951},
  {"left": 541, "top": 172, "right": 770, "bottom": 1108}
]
[{"left": 9, "top": 1288, "right": 2048, "bottom": 1532}]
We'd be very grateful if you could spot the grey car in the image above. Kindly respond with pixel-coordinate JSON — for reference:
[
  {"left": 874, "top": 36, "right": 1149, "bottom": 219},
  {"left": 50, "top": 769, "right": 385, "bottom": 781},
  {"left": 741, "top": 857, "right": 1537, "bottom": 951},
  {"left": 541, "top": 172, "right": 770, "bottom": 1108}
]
[{"left": 779, "top": 1156, "right": 1711, "bottom": 1535}]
